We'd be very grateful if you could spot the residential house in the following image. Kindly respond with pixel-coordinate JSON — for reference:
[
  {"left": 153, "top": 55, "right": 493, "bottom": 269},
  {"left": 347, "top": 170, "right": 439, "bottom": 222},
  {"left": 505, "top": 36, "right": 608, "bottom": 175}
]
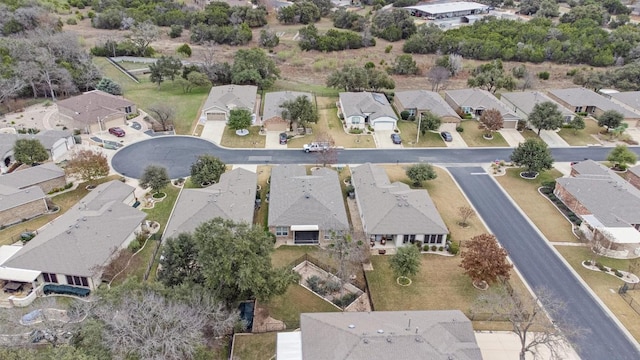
[
  {"left": 500, "top": 91, "right": 575, "bottom": 126},
  {"left": 444, "top": 88, "right": 521, "bottom": 128},
  {"left": 547, "top": 88, "right": 640, "bottom": 127},
  {"left": 268, "top": 165, "right": 349, "bottom": 244},
  {"left": 394, "top": 90, "right": 461, "bottom": 123},
  {"left": 339, "top": 92, "right": 398, "bottom": 131},
  {"left": 276, "top": 310, "right": 482, "bottom": 360},
  {"left": 163, "top": 168, "right": 257, "bottom": 240},
  {"left": 0, "top": 184, "right": 48, "bottom": 228},
  {"left": 554, "top": 160, "right": 640, "bottom": 259},
  {"left": 628, "top": 165, "right": 640, "bottom": 190},
  {"left": 262, "top": 91, "right": 313, "bottom": 131},
  {"left": 608, "top": 91, "right": 640, "bottom": 124},
  {"left": 57, "top": 90, "right": 136, "bottom": 134},
  {"left": 351, "top": 163, "right": 448, "bottom": 248},
  {"left": 0, "top": 130, "right": 75, "bottom": 172},
  {"left": 0, "top": 163, "right": 66, "bottom": 194},
  {"left": 199, "top": 85, "right": 257, "bottom": 123},
  {"left": 0, "top": 180, "right": 146, "bottom": 294}
]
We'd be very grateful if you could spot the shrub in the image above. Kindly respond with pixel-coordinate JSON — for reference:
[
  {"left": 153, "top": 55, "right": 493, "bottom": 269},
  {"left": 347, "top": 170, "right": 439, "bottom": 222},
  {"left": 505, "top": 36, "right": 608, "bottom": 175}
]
[
  {"left": 332, "top": 293, "right": 357, "bottom": 307},
  {"left": 324, "top": 279, "right": 342, "bottom": 293},
  {"left": 541, "top": 180, "right": 556, "bottom": 188},
  {"left": 448, "top": 241, "right": 459, "bottom": 255},
  {"left": 584, "top": 260, "right": 592, "bottom": 266},
  {"left": 456, "top": 126, "right": 464, "bottom": 132},
  {"left": 169, "top": 24, "right": 183, "bottom": 38},
  {"left": 66, "top": 18, "right": 77, "bottom": 25},
  {"left": 566, "top": 68, "right": 578, "bottom": 76},
  {"left": 423, "top": 245, "right": 430, "bottom": 251},
  {"left": 128, "top": 239, "right": 141, "bottom": 252},
  {"left": 385, "top": 45, "right": 393, "bottom": 53},
  {"left": 596, "top": 262, "right": 607, "bottom": 271},
  {"left": 306, "top": 275, "right": 323, "bottom": 293},
  {"left": 438, "top": 246, "right": 444, "bottom": 251},
  {"left": 349, "top": 128, "right": 364, "bottom": 134},
  {"left": 430, "top": 245, "right": 437, "bottom": 251},
  {"left": 345, "top": 185, "right": 355, "bottom": 196},
  {"left": 400, "top": 110, "right": 410, "bottom": 120},
  {"left": 538, "top": 71, "right": 550, "bottom": 80},
  {"left": 615, "top": 270, "right": 623, "bottom": 277}
]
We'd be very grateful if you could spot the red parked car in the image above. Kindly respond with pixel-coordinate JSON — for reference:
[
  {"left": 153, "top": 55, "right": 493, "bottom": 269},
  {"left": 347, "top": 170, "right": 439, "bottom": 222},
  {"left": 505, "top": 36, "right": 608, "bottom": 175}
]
[{"left": 108, "top": 127, "right": 126, "bottom": 137}]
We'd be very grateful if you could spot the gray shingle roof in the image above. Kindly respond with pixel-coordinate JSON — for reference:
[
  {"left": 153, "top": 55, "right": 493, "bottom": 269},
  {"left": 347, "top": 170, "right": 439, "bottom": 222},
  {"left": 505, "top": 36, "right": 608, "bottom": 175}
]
[
  {"left": 268, "top": 165, "right": 349, "bottom": 230},
  {"left": 263, "top": 91, "right": 312, "bottom": 121},
  {"left": 4, "top": 180, "right": 146, "bottom": 276},
  {"left": 351, "top": 163, "right": 448, "bottom": 235},
  {"left": 202, "top": 85, "right": 257, "bottom": 114},
  {"left": 0, "top": 163, "right": 65, "bottom": 190},
  {"left": 163, "top": 168, "right": 257, "bottom": 240},
  {"left": 548, "top": 88, "right": 639, "bottom": 118},
  {"left": 0, "top": 131, "right": 72, "bottom": 155},
  {"left": 339, "top": 92, "right": 397, "bottom": 121},
  {"left": 501, "top": 91, "right": 574, "bottom": 118},
  {"left": 630, "top": 164, "right": 640, "bottom": 177},
  {"left": 57, "top": 90, "right": 134, "bottom": 125},
  {"left": 300, "top": 310, "right": 482, "bottom": 360},
  {"left": 0, "top": 185, "right": 45, "bottom": 212},
  {"left": 609, "top": 91, "right": 640, "bottom": 113},
  {"left": 445, "top": 89, "right": 521, "bottom": 121},
  {"left": 395, "top": 90, "right": 460, "bottom": 118}
]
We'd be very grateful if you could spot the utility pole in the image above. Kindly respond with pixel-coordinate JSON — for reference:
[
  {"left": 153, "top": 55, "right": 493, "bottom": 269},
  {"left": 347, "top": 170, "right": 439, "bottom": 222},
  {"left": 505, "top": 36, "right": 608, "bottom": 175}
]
[{"left": 416, "top": 112, "right": 421, "bottom": 144}]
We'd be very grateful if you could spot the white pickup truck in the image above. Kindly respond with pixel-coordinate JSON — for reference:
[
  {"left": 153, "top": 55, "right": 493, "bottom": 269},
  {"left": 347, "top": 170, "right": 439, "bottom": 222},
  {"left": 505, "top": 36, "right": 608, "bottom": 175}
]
[{"left": 302, "top": 142, "right": 330, "bottom": 153}]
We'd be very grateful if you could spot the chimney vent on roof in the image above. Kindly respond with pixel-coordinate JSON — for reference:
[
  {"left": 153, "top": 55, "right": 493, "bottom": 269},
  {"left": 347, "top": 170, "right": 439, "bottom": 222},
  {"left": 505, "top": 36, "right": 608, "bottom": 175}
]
[
  {"left": 377, "top": 329, "right": 384, "bottom": 334},
  {"left": 348, "top": 324, "right": 355, "bottom": 329}
]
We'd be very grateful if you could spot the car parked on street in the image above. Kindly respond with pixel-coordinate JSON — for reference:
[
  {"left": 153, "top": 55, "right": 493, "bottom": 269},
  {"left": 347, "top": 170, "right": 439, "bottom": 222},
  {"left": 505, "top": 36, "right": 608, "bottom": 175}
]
[
  {"left": 440, "top": 131, "right": 453, "bottom": 142},
  {"left": 109, "top": 127, "right": 126, "bottom": 137},
  {"left": 390, "top": 133, "right": 402, "bottom": 144}
]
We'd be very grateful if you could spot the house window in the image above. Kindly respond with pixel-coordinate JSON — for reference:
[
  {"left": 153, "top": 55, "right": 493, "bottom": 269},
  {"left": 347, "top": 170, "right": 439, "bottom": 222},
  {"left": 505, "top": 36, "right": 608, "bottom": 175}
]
[
  {"left": 65, "top": 275, "right": 89, "bottom": 287},
  {"left": 42, "top": 273, "right": 58, "bottom": 283},
  {"left": 352, "top": 117, "right": 361, "bottom": 124},
  {"left": 275, "top": 226, "right": 289, "bottom": 236},
  {"left": 407, "top": 109, "right": 416, "bottom": 116},
  {"left": 574, "top": 107, "right": 582, "bottom": 113},
  {"left": 124, "top": 106, "right": 132, "bottom": 114},
  {"left": 403, "top": 234, "right": 416, "bottom": 243},
  {"left": 437, "top": 234, "right": 444, "bottom": 244},
  {"left": 462, "top": 106, "right": 472, "bottom": 114}
]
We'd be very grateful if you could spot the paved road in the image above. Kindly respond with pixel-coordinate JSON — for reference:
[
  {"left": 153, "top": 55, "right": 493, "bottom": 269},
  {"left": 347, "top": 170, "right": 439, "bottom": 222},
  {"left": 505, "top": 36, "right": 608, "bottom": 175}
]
[
  {"left": 111, "top": 136, "right": 640, "bottom": 178},
  {"left": 448, "top": 167, "right": 640, "bottom": 360}
]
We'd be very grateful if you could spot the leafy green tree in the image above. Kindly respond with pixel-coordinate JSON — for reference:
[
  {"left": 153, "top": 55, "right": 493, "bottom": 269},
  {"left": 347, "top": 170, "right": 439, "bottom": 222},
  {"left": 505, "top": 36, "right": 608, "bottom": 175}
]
[
  {"left": 176, "top": 71, "right": 211, "bottom": 93},
  {"left": 597, "top": 110, "right": 623, "bottom": 131},
  {"left": 419, "top": 111, "right": 441, "bottom": 134},
  {"left": 519, "top": 0, "right": 540, "bottom": 15},
  {"left": 389, "top": 245, "right": 421, "bottom": 280},
  {"left": 95, "top": 77, "right": 122, "bottom": 95},
  {"left": 176, "top": 43, "right": 192, "bottom": 57},
  {"left": 568, "top": 115, "right": 585, "bottom": 134},
  {"left": 231, "top": 48, "right": 280, "bottom": 89},
  {"left": 467, "top": 60, "right": 516, "bottom": 93},
  {"left": 510, "top": 138, "right": 554, "bottom": 177},
  {"left": 277, "top": 1, "right": 321, "bottom": 24},
  {"left": 194, "top": 218, "right": 299, "bottom": 304},
  {"left": 326, "top": 64, "right": 394, "bottom": 92},
  {"left": 71, "top": 318, "right": 112, "bottom": 360},
  {"left": 372, "top": 9, "right": 416, "bottom": 42},
  {"left": 13, "top": 139, "right": 48, "bottom": 164},
  {"left": 149, "top": 56, "right": 182, "bottom": 88},
  {"left": 158, "top": 233, "right": 205, "bottom": 287},
  {"left": 403, "top": 23, "right": 443, "bottom": 54},
  {"left": 406, "top": 163, "right": 437, "bottom": 187},
  {"left": 332, "top": 8, "right": 365, "bottom": 31},
  {"left": 388, "top": 54, "right": 419, "bottom": 75},
  {"left": 536, "top": 0, "right": 559, "bottom": 18},
  {"left": 528, "top": 101, "right": 564, "bottom": 135},
  {"left": 140, "top": 165, "right": 170, "bottom": 194},
  {"left": 607, "top": 145, "right": 637, "bottom": 170},
  {"left": 280, "top": 95, "right": 318, "bottom": 128},
  {"left": 259, "top": 29, "right": 279, "bottom": 49},
  {"left": 227, "top": 108, "right": 253, "bottom": 131},
  {"left": 460, "top": 233, "right": 512, "bottom": 287},
  {"left": 190, "top": 154, "right": 226, "bottom": 186}
]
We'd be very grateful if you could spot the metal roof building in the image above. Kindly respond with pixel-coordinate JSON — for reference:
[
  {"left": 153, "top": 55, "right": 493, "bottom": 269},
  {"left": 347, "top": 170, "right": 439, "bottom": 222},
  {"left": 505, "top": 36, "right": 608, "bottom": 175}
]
[{"left": 405, "top": 2, "right": 490, "bottom": 19}]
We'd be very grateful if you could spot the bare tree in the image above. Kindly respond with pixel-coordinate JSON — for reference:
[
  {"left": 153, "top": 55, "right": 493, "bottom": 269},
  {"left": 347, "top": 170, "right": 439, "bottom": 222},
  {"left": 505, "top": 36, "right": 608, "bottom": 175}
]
[
  {"left": 520, "top": 71, "right": 535, "bottom": 91},
  {"left": 460, "top": 233, "right": 512, "bottom": 287},
  {"left": 457, "top": 206, "right": 476, "bottom": 227},
  {"left": 427, "top": 66, "right": 450, "bottom": 92},
  {"left": 65, "top": 149, "right": 110, "bottom": 184},
  {"left": 472, "top": 287, "right": 585, "bottom": 360},
  {"left": 314, "top": 131, "right": 337, "bottom": 167},
  {"left": 479, "top": 108, "right": 504, "bottom": 138},
  {"left": 0, "top": 77, "right": 25, "bottom": 108},
  {"left": 129, "top": 21, "right": 159, "bottom": 56},
  {"left": 324, "top": 229, "right": 369, "bottom": 286},
  {"left": 147, "top": 104, "right": 175, "bottom": 131},
  {"left": 448, "top": 54, "right": 464, "bottom": 76}
]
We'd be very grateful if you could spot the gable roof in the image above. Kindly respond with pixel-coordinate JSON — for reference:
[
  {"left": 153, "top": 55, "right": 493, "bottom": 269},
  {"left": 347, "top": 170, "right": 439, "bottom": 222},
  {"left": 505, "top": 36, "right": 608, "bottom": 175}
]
[
  {"left": 263, "top": 91, "right": 312, "bottom": 121},
  {"left": 0, "top": 184, "right": 45, "bottom": 213},
  {"left": 501, "top": 91, "right": 574, "bottom": 118},
  {"left": 299, "top": 310, "right": 482, "bottom": 360},
  {"left": 4, "top": 181, "right": 145, "bottom": 277},
  {"left": 339, "top": 92, "right": 398, "bottom": 121},
  {"left": 0, "top": 130, "right": 72, "bottom": 154},
  {"left": 395, "top": 90, "right": 460, "bottom": 119},
  {"left": 202, "top": 85, "right": 257, "bottom": 114},
  {"left": 268, "top": 165, "right": 349, "bottom": 230},
  {"left": 609, "top": 91, "right": 640, "bottom": 113},
  {"left": 548, "top": 88, "right": 639, "bottom": 118},
  {"left": 445, "top": 89, "right": 521, "bottom": 121},
  {"left": 557, "top": 161, "right": 640, "bottom": 227},
  {"left": 0, "top": 163, "right": 65, "bottom": 190},
  {"left": 57, "top": 90, "right": 134, "bottom": 124},
  {"left": 163, "top": 168, "right": 257, "bottom": 239},
  {"left": 351, "top": 163, "right": 448, "bottom": 235},
  {"left": 630, "top": 164, "right": 640, "bottom": 177}
]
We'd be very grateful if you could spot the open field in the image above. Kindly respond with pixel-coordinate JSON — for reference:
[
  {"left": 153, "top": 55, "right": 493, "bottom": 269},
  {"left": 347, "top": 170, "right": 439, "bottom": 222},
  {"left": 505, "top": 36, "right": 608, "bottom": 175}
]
[
  {"left": 557, "top": 119, "right": 602, "bottom": 146},
  {"left": 396, "top": 121, "right": 447, "bottom": 147},
  {"left": 459, "top": 120, "right": 510, "bottom": 147},
  {"left": 231, "top": 333, "right": 277, "bottom": 360},
  {"left": 555, "top": 246, "right": 640, "bottom": 342},
  {"left": 495, "top": 168, "right": 577, "bottom": 243}
]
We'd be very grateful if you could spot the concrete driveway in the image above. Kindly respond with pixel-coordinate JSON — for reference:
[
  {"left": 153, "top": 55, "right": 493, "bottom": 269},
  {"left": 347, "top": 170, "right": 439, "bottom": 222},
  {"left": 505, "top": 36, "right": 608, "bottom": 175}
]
[
  {"left": 266, "top": 131, "right": 287, "bottom": 149},
  {"left": 374, "top": 130, "right": 401, "bottom": 148},
  {"left": 498, "top": 129, "right": 525, "bottom": 147},
  {"left": 539, "top": 130, "right": 570, "bottom": 147},
  {"left": 201, "top": 121, "right": 225, "bottom": 145},
  {"left": 439, "top": 123, "right": 467, "bottom": 147}
]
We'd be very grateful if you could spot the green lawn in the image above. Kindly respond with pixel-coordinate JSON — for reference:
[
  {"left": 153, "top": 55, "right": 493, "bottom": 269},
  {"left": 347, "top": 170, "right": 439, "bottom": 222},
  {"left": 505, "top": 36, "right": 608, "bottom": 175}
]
[
  {"left": 142, "top": 185, "right": 180, "bottom": 235},
  {"left": 520, "top": 129, "right": 539, "bottom": 140},
  {"left": 396, "top": 121, "right": 447, "bottom": 147},
  {"left": 271, "top": 245, "right": 319, "bottom": 268},
  {"left": 231, "top": 333, "right": 277, "bottom": 360},
  {"left": 93, "top": 57, "right": 210, "bottom": 135},
  {"left": 264, "top": 284, "right": 339, "bottom": 326},
  {"left": 220, "top": 125, "right": 265, "bottom": 148},
  {"left": 459, "top": 120, "right": 509, "bottom": 147},
  {"left": 557, "top": 119, "right": 602, "bottom": 146}
]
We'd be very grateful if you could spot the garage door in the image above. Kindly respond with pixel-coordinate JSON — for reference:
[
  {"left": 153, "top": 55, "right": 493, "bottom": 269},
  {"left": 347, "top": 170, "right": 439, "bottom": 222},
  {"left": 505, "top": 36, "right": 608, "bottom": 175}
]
[
  {"left": 207, "top": 112, "right": 226, "bottom": 121},
  {"left": 502, "top": 120, "right": 518, "bottom": 129},
  {"left": 374, "top": 121, "right": 395, "bottom": 131},
  {"left": 294, "top": 231, "right": 319, "bottom": 244},
  {"left": 51, "top": 140, "right": 67, "bottom": 162}
]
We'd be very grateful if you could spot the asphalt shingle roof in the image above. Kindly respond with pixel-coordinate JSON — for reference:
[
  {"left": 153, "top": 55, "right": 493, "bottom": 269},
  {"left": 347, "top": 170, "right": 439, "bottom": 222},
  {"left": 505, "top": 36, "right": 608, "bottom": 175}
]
[
  {"left": 395, "top": 90, "right": 460, "bottom": 118},
  {"left": 57, "top": 90, "right": 134, "bottom": 125},
  {"left": 0, "top": 163, "right": 65, "bottom": 190},
  {"left": 501, "top": 91, "right": 574, "bottom": 118},
  {"left": 0, "top": 184, "right": 45, "bottom": 212},
  {"left": 548, "top": 88, "right": 639, "bottom": 118},
  {"left": 445, "top": 89, "right": 521, "bottom": 121},
  {"left": 339, "top": 92, "right": 397, "bottom": 121},
  {"left": 202, "top": 85, "right": 257, "bottom": 114},
  {"left": 263, "top": 91, "right": 312, "bottom": 121}
]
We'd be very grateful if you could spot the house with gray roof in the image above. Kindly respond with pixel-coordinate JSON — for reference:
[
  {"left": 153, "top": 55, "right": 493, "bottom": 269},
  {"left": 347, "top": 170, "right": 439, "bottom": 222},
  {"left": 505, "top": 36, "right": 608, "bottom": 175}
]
[
  {"left": 547, "top": 88, "right": 640, "bottom": 127},
  {"left": 394, "top": 90, "right": 461, "bottom": 123},
  {"left": 608, "top": 91, "right": 640, "bottom": 121},
  {"left": 351, "top": 163, "right": 448, "bottom": 248},
  {"left": 628, "top": 164, "right": 640, "bottom": 190},
  {"left": 0, "top": 183, "right": 48, "bottom": 228},
  {"left": 276, "top": 310, "right": 482, "bottom": 360},
  {"left": 0, "top": 163, "right": 66, "bottom": 194},
  {"left": 199, "top": 85, "right": 258, "bottom": 123},
  {"left": 0, "top": 180, "right": 146, "bottom": 292},
  {"left": 57, "top": 90, "right": 136, "bottom": 134},
  {"left": 555, "top": 160, "right": 640, "bottom": 259},
  {"left": 339, "top": 92, "right": 398, "bottom": 131},
  {"left": 500, "top": 91, "right": 575, "bottom": 125},
  {"left": 0, "top": 130, "right": 75, "bottom": 173},
  {"left": 268, "top": 165, "right": 349, "bottom": 244},
  {"left": 163, "top": 168, "right": 257, "bottom": 240},
  {"left": 444, "top": 88, "right": 521, "bottom": 128},
  {"left": 262, "top": 91, "right": 313, "bottom": 131}
]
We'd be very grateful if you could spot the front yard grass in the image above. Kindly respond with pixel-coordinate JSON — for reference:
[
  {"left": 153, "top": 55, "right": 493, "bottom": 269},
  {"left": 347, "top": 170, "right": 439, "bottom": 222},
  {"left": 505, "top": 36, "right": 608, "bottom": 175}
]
[
  {"left": 141, "top": 185, "right": 180, "bottom": 236},
  {"left": 495, "top": 168, "right": 578, "bottom": 243},
  {"left": 220, "top": 125, "right": 265, "bottom": 148},
  {"left": 557, "top": 118, "right": 601, "bottom": 146},
  {"left": 231, "top": 333, "right": 276, "bottom": 360},
  {"left": 459, "top": 120, "right": 509, "bottom": 147},
  {"left": 555, "top": 246, "right": 640, "bottom": 342},
  {"left": 396, "top": 120, "right": 447, "bottom": 147}
]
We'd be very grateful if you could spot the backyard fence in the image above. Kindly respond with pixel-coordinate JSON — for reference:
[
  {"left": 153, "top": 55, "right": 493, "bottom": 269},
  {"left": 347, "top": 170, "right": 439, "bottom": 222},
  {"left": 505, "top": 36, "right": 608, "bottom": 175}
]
[
  {"left": 143, "top": 234, "right": 162, "bottom": 281},
  {"left": 106, "top": 57, "right": 140, "bottom": 83},
  {"left": 619, "top": 292, "right": 640, "bottom": 316}
]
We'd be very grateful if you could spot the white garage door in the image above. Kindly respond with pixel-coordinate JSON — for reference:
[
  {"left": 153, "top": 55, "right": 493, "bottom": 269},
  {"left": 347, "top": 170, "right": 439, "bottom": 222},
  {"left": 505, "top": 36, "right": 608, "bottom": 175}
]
[
  {"left": 374, "top": 121, "right": 395, "bottom": 131},
  {"left": 207, "top": 112, "right": 226, "bottom": 121},
  {"left": 51, "top": 140, "right": 67, "bottom": 161}
]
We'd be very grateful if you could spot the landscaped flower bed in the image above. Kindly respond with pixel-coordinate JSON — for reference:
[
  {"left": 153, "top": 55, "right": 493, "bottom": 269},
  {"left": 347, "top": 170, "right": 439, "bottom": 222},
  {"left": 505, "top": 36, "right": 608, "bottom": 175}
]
[
  {"left": 582, "top": 260, "right": 640, "bottom": 284},
  {"left": 294, "top": 260, "right": 363, "bottom": 309}
]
